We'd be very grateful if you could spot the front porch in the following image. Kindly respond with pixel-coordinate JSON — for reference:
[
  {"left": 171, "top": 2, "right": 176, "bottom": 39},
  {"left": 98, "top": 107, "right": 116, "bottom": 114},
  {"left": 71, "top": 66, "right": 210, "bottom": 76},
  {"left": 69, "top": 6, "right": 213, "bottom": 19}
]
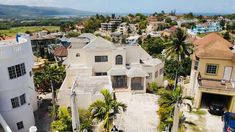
[
  {"left": 111, "top": 76, "right": 146, "bottom": 92},
  {"left": 108, "top": 66, "right": 148, "bottom": 92}
]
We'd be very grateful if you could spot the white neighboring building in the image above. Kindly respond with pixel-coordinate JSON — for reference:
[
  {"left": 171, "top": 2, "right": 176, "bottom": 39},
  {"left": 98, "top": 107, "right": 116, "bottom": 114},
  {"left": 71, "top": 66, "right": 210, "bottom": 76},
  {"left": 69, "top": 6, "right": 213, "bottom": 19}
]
[
  {"left": 0, "top": 34, "right": 37, "bottom": 132},
  {"left": 58, "top": 33, "right": 164, "bottom": 108}
]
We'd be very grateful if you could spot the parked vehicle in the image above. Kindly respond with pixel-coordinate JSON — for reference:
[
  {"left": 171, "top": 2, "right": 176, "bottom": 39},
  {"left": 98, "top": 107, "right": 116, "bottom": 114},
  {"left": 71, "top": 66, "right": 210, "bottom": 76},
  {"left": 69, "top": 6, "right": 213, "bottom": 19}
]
[
  {"left": 223, "top": 112, "right": 235, "bottom": 132},
  {"left": 208, "top": 100, "right": 225, "bottom": 115}
]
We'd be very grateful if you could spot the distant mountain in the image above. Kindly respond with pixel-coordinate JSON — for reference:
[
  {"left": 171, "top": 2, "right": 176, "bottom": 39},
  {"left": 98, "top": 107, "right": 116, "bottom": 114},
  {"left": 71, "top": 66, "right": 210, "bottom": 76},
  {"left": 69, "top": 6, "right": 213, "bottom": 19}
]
[{"left": 0, "top": 4, "right": 96, "bottom": 16}]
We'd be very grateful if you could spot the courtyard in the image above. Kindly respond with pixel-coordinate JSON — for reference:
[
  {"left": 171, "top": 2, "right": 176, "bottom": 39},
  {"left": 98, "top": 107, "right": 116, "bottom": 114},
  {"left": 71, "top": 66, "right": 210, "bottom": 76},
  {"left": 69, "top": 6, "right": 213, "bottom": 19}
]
[{"left": 114, "top": 92, "right": 159, "bottom": 132}]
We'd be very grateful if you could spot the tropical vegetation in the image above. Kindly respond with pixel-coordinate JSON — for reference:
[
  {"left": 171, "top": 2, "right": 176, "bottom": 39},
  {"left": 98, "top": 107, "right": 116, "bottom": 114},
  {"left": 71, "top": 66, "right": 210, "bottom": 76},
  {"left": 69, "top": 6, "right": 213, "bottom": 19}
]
[
  {"left": 157, "top": 87, "right": 192, "bottom": 131},
  {"left": 34, "top": 64, "right": 65, "bottom": 93},
  {"left": 89, "top": 89, "right": 127, "bottom": 132}
]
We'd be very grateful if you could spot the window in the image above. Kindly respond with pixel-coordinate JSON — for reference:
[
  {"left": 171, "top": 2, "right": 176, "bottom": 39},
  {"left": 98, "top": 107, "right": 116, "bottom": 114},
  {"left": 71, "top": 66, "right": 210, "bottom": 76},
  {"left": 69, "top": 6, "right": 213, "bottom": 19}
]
[
  {"left": 115, "top": 55, "right": 123, "bottom": 65},
  {"left": 194, "top": 60, "right": 199, "bottom": 70},
  {"left": 11, "top": 97, "right": 20, "bottom": 108},
  {"left": 8, "top": 63, "right": 26, "bottom": 79},
  {"left": 160, "top": 68, "right": 164, "bottom": 75},
  {"left": 20, "top": 63, "right": 26, "bottom": 75},
  {"left": 155, "top": 71, "right": 158, "bottom": 78},
  {"left": 95, "top": 72, "right": 107, "bottom": 76},
  {"left": 206, "top": 64, "right": 218, "bottom": 75},
  {"left": 95, "top": 56, "right": 108, "bottom": 62},
  {"left": 16, "top": 121, "right": 24, "bottom": 130},
  {"left": 20, "top": 94, "right": 26, "bottom": 105},
  {"left": 8, "top": 66, "right": 16, "bottom": 79},
  {"left": 147, "top": 73, "right": 152, "bottom": 79},
  {"left": 15, "top": 64, "right": 21, "bottom": 77}
]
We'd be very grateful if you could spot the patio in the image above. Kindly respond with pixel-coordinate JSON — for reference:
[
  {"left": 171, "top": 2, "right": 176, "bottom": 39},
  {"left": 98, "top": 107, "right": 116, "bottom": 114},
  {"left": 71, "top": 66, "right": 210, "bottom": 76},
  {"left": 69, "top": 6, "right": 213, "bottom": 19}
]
[{"left": 114, "top": 92, "right": 159, "bottom": 132}]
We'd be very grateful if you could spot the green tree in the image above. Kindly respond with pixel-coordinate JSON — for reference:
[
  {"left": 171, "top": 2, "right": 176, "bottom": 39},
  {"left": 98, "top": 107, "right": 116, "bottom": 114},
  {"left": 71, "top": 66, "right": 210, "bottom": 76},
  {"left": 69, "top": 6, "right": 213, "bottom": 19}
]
[
  {"left": 220, "top": 19, "right": 226, "bottom": 30},
  {"left": 79, "top": 109, "right": 93, "bottom": 132},
  {"left": 89, "top": 89, "right": 127, "bottom": 132},
  {"left": 165, "top": 17, "right": 172, "bottom": 23},
  {"left": 34, "top": 64, "right": 65, "bottom": 92},
  {"left": 164, "top": 27, "right": 192, "bottom": 90},
  {"left": 183, "top": 12, "right": 194, "bottom": 19},
  {"left": 66, "top": 31, "right": 80, "bottom": 38},
  {"left": 51, "top": 107, "right": 72, "bottom": 132},
  {"left": 164, "top": 58, "right": 192, "bottom": 79},
  {"left": 142, "top": 37, "right": 165, "bottom": 56},
  {"left": 223, "top": 31, "right": 230, "bottom": 41},
  {"left": 164, "top": 28, "right": 192, "bottom": 62},
  {"left": 157, "top": 87, "right": 193, "bottom": 130}
]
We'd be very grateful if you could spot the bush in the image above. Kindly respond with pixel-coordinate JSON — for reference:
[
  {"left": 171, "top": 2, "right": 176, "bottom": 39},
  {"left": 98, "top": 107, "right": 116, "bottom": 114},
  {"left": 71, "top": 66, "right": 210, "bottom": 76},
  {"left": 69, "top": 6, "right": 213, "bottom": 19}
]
[
  {"left": 66, "top": 31, "right": 80, "bottom": 38},
  {"left": 147, "top": 82, "right": 158, "bottom": 93},
  {"left": 79, "top": 109, "right": 93, "bottom": 132}
]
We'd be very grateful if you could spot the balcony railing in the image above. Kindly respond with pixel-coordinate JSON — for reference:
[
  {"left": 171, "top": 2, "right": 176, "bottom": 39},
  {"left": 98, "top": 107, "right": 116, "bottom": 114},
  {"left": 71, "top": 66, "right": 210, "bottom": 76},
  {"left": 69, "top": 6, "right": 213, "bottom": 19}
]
[{"left": 198, "top": 78, "right": 235, "bottom": 93}]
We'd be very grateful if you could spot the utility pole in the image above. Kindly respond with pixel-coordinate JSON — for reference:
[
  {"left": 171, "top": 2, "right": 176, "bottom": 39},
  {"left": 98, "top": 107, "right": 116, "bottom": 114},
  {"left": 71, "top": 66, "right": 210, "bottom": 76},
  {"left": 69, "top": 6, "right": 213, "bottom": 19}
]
[
  {"left": 172, "top": 70, "right": 180, "bottom": 132},
  {"left": 71, "top": 82, "right": 80, "bottom": 132},
  {"left": 50, "top": 80, "right": 56, "bottom": 120}
]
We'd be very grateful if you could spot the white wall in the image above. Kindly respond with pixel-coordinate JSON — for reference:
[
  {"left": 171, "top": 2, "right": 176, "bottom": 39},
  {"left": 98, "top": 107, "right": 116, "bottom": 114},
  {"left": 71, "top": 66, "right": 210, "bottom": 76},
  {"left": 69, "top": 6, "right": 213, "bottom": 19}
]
[{"left": 0, "top": 35, "right": 36, "bottom": 132}]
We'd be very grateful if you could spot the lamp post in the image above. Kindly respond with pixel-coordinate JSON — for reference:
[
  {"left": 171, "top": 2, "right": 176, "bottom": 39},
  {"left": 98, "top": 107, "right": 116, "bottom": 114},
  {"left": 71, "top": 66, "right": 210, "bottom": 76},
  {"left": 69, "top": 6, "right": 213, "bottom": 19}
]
[{"left": 71, "top": 82, "right": 80, "bottom": 132}]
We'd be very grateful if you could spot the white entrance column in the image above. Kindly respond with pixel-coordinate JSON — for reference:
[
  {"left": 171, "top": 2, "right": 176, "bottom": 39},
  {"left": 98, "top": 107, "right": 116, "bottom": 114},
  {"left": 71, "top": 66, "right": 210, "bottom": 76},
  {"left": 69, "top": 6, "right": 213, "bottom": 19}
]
[
  {"left": 143, "top": 77, "right": 147, "bottom": 93},
  {"left": 127, "top": 77, "right": 132, "bottom": 91}
]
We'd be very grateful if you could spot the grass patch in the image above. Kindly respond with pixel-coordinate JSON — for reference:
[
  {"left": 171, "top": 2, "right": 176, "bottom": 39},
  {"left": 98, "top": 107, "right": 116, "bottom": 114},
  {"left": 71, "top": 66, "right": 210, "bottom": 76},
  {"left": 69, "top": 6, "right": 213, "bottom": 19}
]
[{"left": 0, "top": 26, "right": 60, "bottom": 37}]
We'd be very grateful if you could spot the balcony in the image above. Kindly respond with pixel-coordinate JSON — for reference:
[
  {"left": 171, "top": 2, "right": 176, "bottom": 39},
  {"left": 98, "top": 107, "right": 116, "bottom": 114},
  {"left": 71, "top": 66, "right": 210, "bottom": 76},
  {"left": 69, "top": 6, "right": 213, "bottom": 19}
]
[{"left": 198, "top": 78, "right": 235, "bottom": 95}]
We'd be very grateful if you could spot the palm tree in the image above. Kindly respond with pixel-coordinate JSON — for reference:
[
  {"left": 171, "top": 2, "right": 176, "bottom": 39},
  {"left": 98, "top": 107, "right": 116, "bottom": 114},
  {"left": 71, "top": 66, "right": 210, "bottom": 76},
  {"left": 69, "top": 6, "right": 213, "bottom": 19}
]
[
  {"left": 164, "top": 28, "right": 192, "bottom": 88},
  {"left": 34, "top": 64, "right": 65, "bottom": 93},
  {"left": 164, "top": 28, "right": 192, "bottom": 62},
  {"left": 158, "top": 87, "right": 192, "bottom": 110},
  {"left": 163, "top": 28, "right": 193, "bottom": 131},
  {"left": 89, "top": 89, "right": 127, "bottom": 132}
]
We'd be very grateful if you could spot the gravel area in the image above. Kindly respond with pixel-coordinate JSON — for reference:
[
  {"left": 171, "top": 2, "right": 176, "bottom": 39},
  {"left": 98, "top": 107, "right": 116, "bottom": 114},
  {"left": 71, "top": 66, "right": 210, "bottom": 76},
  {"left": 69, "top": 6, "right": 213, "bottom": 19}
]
[{"left": 114, "top": 92, "right": 159, "bottom": 132}]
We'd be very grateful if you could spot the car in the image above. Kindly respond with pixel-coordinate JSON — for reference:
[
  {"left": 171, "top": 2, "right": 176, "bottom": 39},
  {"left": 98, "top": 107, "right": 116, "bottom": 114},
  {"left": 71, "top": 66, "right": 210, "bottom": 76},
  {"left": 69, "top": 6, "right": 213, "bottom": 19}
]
[
  {"left": 208, "top": 100, "right": 225, "bottom": 115},
  {"left": 224, "top": 112, "right": 235, "bottom": 132}
]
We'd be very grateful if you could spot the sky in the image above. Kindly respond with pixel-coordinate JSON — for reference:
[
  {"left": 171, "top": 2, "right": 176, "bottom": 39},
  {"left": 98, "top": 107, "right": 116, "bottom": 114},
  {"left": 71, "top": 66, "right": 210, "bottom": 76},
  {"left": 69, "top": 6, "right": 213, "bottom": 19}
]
[{"left": 1, "top": 0, "right": 235, "bottom": 14}]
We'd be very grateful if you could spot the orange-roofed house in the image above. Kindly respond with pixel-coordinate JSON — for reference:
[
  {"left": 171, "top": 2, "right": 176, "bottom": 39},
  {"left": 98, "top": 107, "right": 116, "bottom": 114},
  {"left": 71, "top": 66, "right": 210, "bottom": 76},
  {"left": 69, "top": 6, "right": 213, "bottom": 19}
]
[{"left": 187, "top": 33, "right": 235, "bottom": 112}]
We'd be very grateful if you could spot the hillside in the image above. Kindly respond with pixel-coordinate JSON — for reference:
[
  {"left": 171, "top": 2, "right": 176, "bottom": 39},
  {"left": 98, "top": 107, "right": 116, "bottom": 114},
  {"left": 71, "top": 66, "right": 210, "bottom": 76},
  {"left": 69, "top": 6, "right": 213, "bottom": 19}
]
[{"left": 0, "top": 4, "right": 96, "bottom": 16}]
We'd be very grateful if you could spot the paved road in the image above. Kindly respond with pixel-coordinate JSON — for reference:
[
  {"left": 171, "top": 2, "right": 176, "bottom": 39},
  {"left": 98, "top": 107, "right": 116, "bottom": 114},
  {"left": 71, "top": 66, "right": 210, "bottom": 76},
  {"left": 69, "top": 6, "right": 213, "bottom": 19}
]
[{"left": 114, "top": 92, "right": 159, "bottom": 132}]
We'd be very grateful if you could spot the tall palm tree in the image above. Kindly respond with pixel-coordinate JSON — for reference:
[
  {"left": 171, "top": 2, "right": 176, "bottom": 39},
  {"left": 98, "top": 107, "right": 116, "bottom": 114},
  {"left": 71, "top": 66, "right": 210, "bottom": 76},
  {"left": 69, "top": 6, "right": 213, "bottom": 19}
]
[
  {"left": 164, "top": 28, "right": 192, "bottom": 88},
  {"left": 89, "top": 89, "right": 127, "bottom": 132},
  {"left": 164, "top": 28, "right": 192, "bottom": 62},
  {"left": 163, "top": 28, "right": 193, "bottom": 131}
]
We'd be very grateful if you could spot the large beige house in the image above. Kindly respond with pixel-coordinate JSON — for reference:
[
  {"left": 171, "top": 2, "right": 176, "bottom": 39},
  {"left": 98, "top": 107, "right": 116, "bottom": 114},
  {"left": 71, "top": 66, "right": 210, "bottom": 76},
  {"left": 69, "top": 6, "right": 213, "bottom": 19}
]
[
  {"left": 58, "top": 33, "right": 164, "bottom": 108},
  {"left": 188, "top": 33, "right": 235, "bottom": 112}
]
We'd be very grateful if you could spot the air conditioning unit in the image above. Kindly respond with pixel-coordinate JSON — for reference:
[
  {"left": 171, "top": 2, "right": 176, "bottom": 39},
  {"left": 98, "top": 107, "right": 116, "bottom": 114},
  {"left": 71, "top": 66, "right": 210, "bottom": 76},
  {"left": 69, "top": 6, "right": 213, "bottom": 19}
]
[{"left": 221, "top": 80, "right": 226, "bottom": 85}]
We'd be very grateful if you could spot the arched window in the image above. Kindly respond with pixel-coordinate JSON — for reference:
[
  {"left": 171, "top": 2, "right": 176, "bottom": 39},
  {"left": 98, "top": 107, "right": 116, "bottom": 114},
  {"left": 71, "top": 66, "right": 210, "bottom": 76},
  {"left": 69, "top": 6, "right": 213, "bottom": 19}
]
[{"left": 115, "top": 55, "right": 123, "bottom": 65}]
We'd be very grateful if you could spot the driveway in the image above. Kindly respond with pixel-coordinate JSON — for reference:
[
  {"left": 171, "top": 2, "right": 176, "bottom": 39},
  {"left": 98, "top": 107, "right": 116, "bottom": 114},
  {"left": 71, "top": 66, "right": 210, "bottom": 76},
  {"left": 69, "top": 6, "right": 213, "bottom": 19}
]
[
  {"left": 184, "top": 109, "right": 224, "bottom": 132},
  {"left": 114, "top": 92, "right": 159, "bottom": 132}
]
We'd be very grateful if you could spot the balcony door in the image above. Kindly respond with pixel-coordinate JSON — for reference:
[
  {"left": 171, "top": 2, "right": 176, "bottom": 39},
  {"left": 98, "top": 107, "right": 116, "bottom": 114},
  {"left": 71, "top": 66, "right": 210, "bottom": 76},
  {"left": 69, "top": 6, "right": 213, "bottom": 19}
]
[{"left": 223, "top": 66, "right": 232, "bottom": 81}]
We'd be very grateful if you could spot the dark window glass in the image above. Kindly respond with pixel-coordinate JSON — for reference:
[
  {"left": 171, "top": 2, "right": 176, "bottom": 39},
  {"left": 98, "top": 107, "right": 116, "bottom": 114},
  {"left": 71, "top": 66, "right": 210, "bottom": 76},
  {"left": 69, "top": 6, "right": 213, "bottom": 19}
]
[
  {"left": 20, "top": 94, "right": 26, "bottom": 105},
  {"left": 15, "top": 64, "right": 22, "bottom": 77},
  {"left": 8, "top": 63, "right": 26, "bottom": 79},
  {"left": 16, "top": 121, "right": 24, "bottom": 130},
  {"left": 206, "top": 64, "right": 218, "bottom": 74},
  {"left": 95, "top": 72, "right": 107, "bottom": 76},
  {"left": 95, "top": 56, "right": 108, "bottom": 62},
  {"left": 11, "top": 97, "right": 20, "bottom": 108},
  {"left": 8, "top": 66, "right": 16, "bottom": 79},
  {"left": 115, "top": 55, "right": 123, "bottom": 65}
]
